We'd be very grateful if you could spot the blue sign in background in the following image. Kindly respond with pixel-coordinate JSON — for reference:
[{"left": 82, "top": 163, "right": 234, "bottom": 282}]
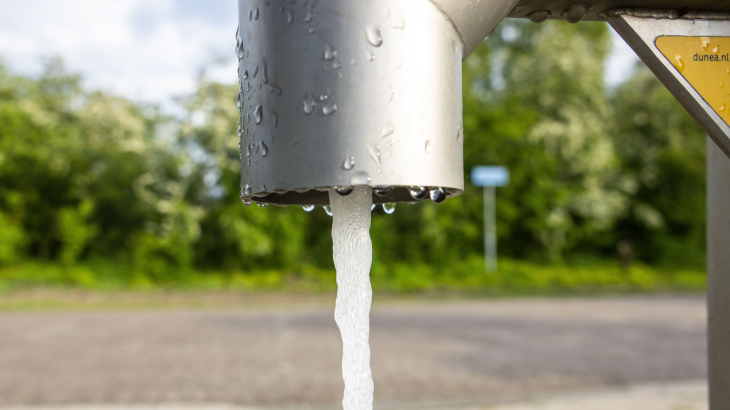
[{"left": 471, "top": 166, "right": 509, "bottom": 187}]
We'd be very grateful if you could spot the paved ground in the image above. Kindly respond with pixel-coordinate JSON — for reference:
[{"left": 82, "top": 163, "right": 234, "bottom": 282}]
[{"left": 0, "top": 296, "right": 707, "bottom": 409}]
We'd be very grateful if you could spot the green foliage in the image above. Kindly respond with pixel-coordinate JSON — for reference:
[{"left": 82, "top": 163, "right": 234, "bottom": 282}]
[{"left": 0, "top": 21, "right": 709, "bottom": 291}]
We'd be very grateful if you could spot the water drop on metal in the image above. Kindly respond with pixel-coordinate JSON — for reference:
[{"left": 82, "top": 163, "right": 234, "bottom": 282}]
[
  {"left": 269, "top": 110, "right": 278, "bottom": 127},
  {"left": 371, "top": 204, "right": 376, "bottom": 212},
  {"left": 322, "top": 103, "right": 337, "bottom": 116},
  {"left": 244, "top": 184, "right": 253, "bottom": 195},
  {"left": 564, "top": 4, "right": 586, "bottom": 23},
  {"left": 324, "top": 45, "right": 337, "bottom": 60},
  {"left": 335, "top": 186, "right": 353, "bottom": 196},
  {"left": 254, "top": 105, "right": 263, "bottom": 124},
  {"left": 380, "top": 124, "right": 395, "bottom": 139},
  {"left": 430, "top": 187, "right": 446, "bottom": 203},
  {"left": 383, "top": 203, "right": 396, "bottom": 214},
  {"left": 262, "top": 59, "right": 269, "bottom": 84},
  {"left": 408, "top": 186, "right": 428, "bottom": 200},
  {"left": 366, "top": 26, "right": 382, "bottom": 47},
  {"left": 303, "top": 93, "right": 316, "bottom": 114},
  {"left": 259, "top": 141, "right": 268, "bottom": 156},
  {"left": 302, "top": 204, "right": 315, "bottom": 212},
  {"left": 527, "top": 10, "right": 550, "bottom": 23},
  {"left": 287, "top": 10, "right": 294, "bottom": 24},
  {"left": 243, "top": 70, "right": 249, "bottom": 79},
  {"left": 257, "top": 202, "right": 268, "bottom": 208},
  {"left": 373, "top": 186, "right": 392, "bottom": 197},
  {"left": 254, "top": 7, "right": 259, "bottom": 20},
  {"left": 343, "top": 155, "right": 355, "bottom": 170},
  {"left": 324, "top": 206, "right": 333, "bottom": 216},
  {"left": 350, "top": 171, "right": 371, "bottom": 186},
  {"left": 456, "top": 123, "right": 464, "bottom": 143},
  {"left": 425, "top": 139, "right": 432, "bottom": 154}
]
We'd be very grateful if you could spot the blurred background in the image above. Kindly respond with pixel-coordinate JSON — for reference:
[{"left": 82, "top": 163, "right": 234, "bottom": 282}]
[{"left": 0, "top": 0, "right": 709, "bottom": 409}]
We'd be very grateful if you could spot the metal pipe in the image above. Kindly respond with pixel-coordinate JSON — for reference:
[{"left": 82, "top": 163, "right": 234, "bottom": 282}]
[{"left": 237, "top": 0, "right": 471, "bottom": 206}]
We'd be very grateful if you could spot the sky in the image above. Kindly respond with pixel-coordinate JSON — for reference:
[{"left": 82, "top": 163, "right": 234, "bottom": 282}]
[{"left": 0, "top": 0, "right": 639, "bottom": 112}]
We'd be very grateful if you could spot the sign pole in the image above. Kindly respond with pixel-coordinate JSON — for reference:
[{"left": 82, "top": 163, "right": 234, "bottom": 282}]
[{"left": 484, "top": 186, "right": 497, "bottom": 272}]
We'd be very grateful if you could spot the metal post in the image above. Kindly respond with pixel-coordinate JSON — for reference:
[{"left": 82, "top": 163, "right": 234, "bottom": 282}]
[
  {"left": 708, "top": 136, "right": 730, "bottom": 409},
  {"left": 484, "top": 186, "right": 497, "bottom": 272}
]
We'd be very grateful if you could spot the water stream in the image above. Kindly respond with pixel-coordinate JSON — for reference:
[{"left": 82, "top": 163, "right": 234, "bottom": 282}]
[{"left": 329, "top": 187, "right": 375, "bottom": 410}]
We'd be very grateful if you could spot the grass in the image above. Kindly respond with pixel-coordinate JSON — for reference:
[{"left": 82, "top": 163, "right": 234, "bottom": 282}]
[{"left": 0, "top": 257, "right": 705, "bottom": 311}]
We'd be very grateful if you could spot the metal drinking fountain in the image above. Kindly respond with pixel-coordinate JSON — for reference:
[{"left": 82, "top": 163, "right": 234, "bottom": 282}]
[{"left": 237, "top": 0, "right": 730, "bottom": 408}]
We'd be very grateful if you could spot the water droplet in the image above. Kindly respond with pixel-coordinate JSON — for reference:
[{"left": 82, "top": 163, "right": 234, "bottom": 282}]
[
  {"left": 269, "top": 111, "right": 278, "bottom": 127},
  {"left": 430, "top": 187, "right": 446, "bottom": 203},
  {"left": 302, "top": 204, "right": 315, "bottom": 212},
  {"left": 259, "top": 141, "right": 268, "bottom": 156},
  {"left": 564, "top": 3, "right": 586, "bottom": 23},
  {"left": 335, "top": 186, "right": 353, "bottom": 196},
  {"left": 367, "top": 145, "right": 381, "bottom": 167},
  {"left": 254, "top": 7, "right": 259, "bottom": 20},
  {"left": 324, "top": 45, "right": 337, "bottom": 60},
  {"left": 235, "top": 26, "right": 240, "bottom": 41},
  {"left": 366, "top": 51, "right": 375, "bottom": 62},
  {"left": 236, "top": 43, "right": 245, "bottom": 60},
  {"left": 257, "top": 202, "right": 268, "bottom": 208},
  {"left": 249, "top": 10, "right": 253, "bottom": 20},
  {"left": 409, "top": 186, "right": 428, "bottom": 200},
  {"left": 324, "top": 205, "right": 333, "bottom": 216},
  {"left": 268, "top": 82, "right": 282, "bottom": 95},
  {"left": 350, "top": 58, "right": 357, "bottom": 65},
  {"left": 673, "top": 54, "right": 685, "bottom": 73},
  {"left": 254, "top": 105, "right": 263, "bottom": 124},
  {"left": 366, "top": 26, "right": 382, "bottom": 47},
  {"left": 350, "top": 171, "right": 371, "bottom": 186},
  {"left": 702, "top": 37, "right": 711, "bottom": 51},
  {"left": 457, "top": 123, "right": 464, "bottom": 143},
  {"left": 714, "top": 45, "right": 721, "bottom": 54},
  {"left": 308, "top": 28, "right": 316, "bottom": 34},
  {"left": 241, "top": 197, "right": 253, "bottom": 207},
  {"left": 279, "top": 6, "right": 285, "bottom": 12},
  {"left": 371, "top": 204, "right": 376, "bottom": 212},
  {"left": 303, "top": 93, "right": 316, "bottom": 114},
  {"left": 246, "top": 142, "right": 251, "bottom": 157},
  {"left": 253, "top": 66, "right": 259, "bottom": 78},
  {"left": 373, "top": 186, "right": 392, "bottom": 197},
  {"left": 236, "top": 91, "right": 243, "bottom": 109},
  {"left": 343, "top": 155, "right": 355, "bottom": 170},
  {"left": 383, "top": 203, "right": 396, "bottom": 214},
  {"left": 322, "top": 102, "right": 337, "bottom": 116},
  {"left": 425, "top": 139, "right": 432, "bottom": 154},
  {"left": 243, "top": 70, "right": 249, "bottom": 79},
  {"left": 305, "top": 6, "right": 315, "bottom": 22},
  {"left": 380, "top": 124, "right": 395, "bottom": 138},
  {"left": 287, "top": 10, "right": 294, "bottom": 24},
  {"left": 262, "top": 59, "right": 269, "bottom": 84},
  {"left": 527, "top": 10, "right": 550, "bottom": 23},
  {"left": 244, "top": 184, "right": 253, "bottom": 195},
  {"left": 332, "top": 61, "right": 342, "bottom": 69}
]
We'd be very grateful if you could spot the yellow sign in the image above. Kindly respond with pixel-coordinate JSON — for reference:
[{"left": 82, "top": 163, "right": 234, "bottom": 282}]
[{"left": 656, "top": 36, "right": 730, "bottom": 125}]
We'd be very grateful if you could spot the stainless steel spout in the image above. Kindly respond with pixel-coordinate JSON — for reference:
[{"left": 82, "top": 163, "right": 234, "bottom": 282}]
[{"left": 236, "top": 0, "right": 511, "bottom": 206}]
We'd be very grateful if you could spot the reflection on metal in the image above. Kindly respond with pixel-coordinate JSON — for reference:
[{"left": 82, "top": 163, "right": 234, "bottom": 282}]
[{"left": 607, "top": 11, "right": 730, "bottom": 157}]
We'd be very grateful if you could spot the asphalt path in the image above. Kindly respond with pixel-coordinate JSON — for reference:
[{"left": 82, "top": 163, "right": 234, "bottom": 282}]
[{"left": 0, "top": 296, "right": 707, "bottom": 408}]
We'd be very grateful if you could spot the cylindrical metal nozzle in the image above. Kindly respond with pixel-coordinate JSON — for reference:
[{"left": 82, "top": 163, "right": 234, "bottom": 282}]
[{"left": 237, "top": 0, "right": 464, "bottom": 206}]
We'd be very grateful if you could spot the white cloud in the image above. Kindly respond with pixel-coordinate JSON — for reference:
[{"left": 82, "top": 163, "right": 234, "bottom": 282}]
[{"left": 0, "top": 0, "right": 238, "bottom": 111}]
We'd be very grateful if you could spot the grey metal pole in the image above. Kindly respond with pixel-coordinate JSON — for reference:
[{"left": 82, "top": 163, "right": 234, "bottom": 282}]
[
  {"left": 708, "top": 136, "right": 730, "bottom": 409},
  {"left": 484, "top": 186, "right": 496, "bottom": 272}
]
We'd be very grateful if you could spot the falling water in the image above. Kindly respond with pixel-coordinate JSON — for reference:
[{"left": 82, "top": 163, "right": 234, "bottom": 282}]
[{"left": 329, "top": 186, "right": 374, "bottom": 410}]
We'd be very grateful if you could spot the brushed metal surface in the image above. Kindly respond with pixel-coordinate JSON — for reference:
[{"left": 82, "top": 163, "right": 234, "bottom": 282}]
[{"left": 237, "top": 0, "right": 464, "bottom": 206}]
